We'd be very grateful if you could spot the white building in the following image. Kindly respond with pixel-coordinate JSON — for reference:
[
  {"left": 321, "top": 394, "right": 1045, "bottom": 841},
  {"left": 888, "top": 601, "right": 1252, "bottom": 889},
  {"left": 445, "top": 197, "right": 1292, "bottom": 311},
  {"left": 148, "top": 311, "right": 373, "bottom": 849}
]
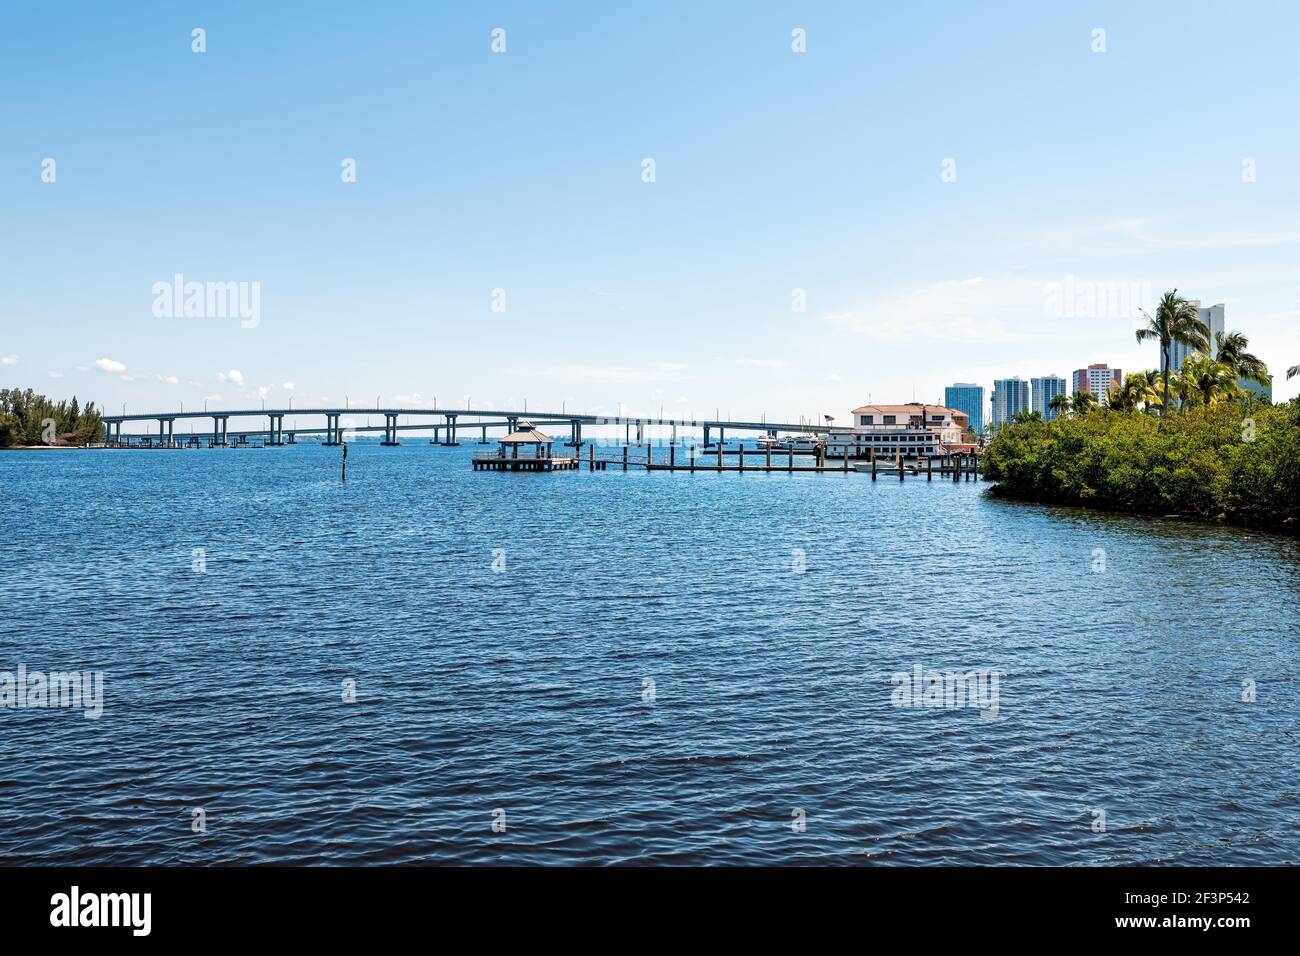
[
  {"left": 824, "top": 403, "right": 975, "bottom": 459},
  {"left": 1073, "top": 364, "right": 1121, "bottom": 404},
  {"left": 1164, "top": 301, "right": 1225, "bottom": 373}
]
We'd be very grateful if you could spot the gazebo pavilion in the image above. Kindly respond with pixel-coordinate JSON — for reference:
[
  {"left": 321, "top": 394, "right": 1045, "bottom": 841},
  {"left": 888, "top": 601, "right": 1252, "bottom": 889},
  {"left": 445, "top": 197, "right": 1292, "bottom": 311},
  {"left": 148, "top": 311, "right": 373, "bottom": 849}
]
[{"left": 472, "top": 421, "right": 580, "bottom": 471}]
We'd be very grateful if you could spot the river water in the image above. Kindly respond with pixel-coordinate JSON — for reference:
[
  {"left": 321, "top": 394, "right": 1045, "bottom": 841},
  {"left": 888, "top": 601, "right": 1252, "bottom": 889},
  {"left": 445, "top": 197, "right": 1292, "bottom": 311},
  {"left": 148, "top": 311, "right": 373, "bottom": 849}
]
[{"left": 1, "top": 442, "right": 1296, "bottom": 864}]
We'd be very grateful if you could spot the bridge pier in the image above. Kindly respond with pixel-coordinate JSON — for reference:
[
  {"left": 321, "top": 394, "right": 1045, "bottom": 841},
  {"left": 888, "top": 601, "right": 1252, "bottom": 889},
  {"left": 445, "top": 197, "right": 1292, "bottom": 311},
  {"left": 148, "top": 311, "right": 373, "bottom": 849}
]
[
  {"left": 703, "top": 425, "right": 710, "bottom": 448},
  {"left": 568, "top": 419, "right": 583, "bottom": 448},
  {"left": 382, "top": 413, "right": 400, "bottom": 446},
  {"left": 324, "top": 413, "right": 341, "bottom": 445},
  {"left": 635, "top": 422, "right": 644, "bottom": 445},
  {"left": 211, "top": 415, "right": 228, "bottom": 446},
  {"left": 267, "top": 414, "right": 284, "bottom": 446},
  {"left": 442, "top": 414, "right": 459, "bottom": 446},
  {"left": 157, "top": 417, "right": 176, "bottom": 447}
]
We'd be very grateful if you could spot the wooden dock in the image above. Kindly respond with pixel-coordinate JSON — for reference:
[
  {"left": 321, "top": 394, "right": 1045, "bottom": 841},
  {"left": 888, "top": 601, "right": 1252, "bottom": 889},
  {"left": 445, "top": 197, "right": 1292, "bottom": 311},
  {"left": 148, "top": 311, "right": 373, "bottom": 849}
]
[
  {"left": 472, "top": 454, "right": 579, "bottom": 472},
  {"left": 581, "top": 444, "right": 980, "bottom": 478}
]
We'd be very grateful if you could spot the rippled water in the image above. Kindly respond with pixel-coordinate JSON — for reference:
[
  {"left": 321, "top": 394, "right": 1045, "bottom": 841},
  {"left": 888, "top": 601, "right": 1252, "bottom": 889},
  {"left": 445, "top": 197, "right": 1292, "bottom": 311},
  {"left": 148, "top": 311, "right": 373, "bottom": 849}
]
[{"left": 1, "top": 442, "right": 1297, "bottom": 865}]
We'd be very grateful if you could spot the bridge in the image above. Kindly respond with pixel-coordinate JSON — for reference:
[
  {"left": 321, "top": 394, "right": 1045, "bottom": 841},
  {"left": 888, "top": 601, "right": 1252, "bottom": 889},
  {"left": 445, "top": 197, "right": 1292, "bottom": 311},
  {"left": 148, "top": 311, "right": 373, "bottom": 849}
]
[{"left": 99, "top": 407, "right": 828, "bottom": 448}]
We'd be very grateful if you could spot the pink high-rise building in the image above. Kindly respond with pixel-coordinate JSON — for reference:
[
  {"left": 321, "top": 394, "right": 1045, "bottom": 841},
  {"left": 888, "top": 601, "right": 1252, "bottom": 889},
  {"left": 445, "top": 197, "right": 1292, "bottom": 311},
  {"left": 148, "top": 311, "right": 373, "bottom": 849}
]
[{"left": 1073, "top": 364, "right": 1122, "bottom": 404}]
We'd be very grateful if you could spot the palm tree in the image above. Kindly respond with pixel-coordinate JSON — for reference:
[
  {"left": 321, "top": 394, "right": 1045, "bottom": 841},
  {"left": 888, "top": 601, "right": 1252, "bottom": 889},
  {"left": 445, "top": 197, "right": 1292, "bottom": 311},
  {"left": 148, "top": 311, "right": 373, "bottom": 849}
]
[
  {"left": 1136, "top": 290, "right": 1209, "bottom": 420},
  {"left": 1071, "top": 390, "right": 1099, "bottom": 416},
  {"left": 1106, "top": 378, "right": 1135, "bottom": 412},
  {"left": 1213, "top": 330, "right": 1270, "bottom": 390},
  {"left": 1137, "top": 370, "right": 1163, "bottom": 414},
  {"left": 1048, "top": 393, "right": 1073, "bottom": 419},
  {"left": 1180, "top": 355, "right": 1241, "bottom": 412},
  {"left": 1288, "top": 363, "right": 1299, "bottom": 380},
  {"left": 1108, "top": 372, "right": 1158, "bottom": 413}
]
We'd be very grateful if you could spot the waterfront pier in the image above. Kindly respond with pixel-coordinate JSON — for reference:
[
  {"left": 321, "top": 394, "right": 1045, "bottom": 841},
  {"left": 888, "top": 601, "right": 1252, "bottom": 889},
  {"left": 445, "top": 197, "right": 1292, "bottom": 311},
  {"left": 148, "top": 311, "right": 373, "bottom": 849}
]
[{"left": 473, "top": 422, "right": 578, "bottom": 471}]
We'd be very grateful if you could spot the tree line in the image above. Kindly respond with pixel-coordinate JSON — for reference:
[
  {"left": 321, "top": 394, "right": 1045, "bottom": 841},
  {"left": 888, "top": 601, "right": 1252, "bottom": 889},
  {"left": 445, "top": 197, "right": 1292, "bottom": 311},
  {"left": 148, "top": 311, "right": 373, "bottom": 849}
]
[
  {"left": 984, "top": 290, "right": 1299, "bottom": 530},
  {"left": 0, "top": 388, "right": 105, "bottom": 447}
]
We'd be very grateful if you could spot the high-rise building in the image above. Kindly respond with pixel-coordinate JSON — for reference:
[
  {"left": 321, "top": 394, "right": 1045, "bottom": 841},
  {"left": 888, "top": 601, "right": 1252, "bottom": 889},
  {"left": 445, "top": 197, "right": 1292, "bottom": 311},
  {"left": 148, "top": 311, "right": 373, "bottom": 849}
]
[
  {"left": 1163, "top": 301, "right": 1224, "bottom": 374},
  {"left": 1240, "top": 376, "right": 1273, "bottom": 402},
  {"left": 1073, "top": 364, "right": 1121, "bottom": 405},
  {"left": 1158, "top": 302, "right": 1268, "bottom": 400},
  {"left": 991, "top": 377, "right": 1030, "bottom": 427},
  {"left": 944, "top": 383, "right": 985, "bottom": 435},
  {"left": 1031, "top": 375, "right": 1067, "bottom": 421}
]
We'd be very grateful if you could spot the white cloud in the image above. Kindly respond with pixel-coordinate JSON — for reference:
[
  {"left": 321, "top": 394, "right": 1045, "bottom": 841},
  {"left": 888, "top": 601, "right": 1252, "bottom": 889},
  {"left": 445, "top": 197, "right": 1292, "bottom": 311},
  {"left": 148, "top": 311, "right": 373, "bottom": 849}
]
[
  {"left": 256, "top": 385, "right": 274, "bottom": 399},
  {"left": 0, "top": 355, "right": 17, "bottom": 366},
  {"left": 821, "top": 276, "right": 1105, "bottom": 346},
  {"left": 156, "top": 374, "right": 179, "bottom": 385},
  {"left": 824, "top": 373, "right": 842, "bottom": 382},
  {"left": 282, "top": 382, "right": 296, "bottom": 391},
  {"left": 735, "top": 358, "right": 785, "bottom": 369},
  {"left": 217, "top": 369, "right": 245, "bottom": 386},
  {"left": 47, "top": 370, "right": 64, "bottom": 379},
  {"left": 95, "top": 357, "right": 126, "bottom": 374},
  {"left": 203, "top": 393, "right": 223, "bottom": 402}
]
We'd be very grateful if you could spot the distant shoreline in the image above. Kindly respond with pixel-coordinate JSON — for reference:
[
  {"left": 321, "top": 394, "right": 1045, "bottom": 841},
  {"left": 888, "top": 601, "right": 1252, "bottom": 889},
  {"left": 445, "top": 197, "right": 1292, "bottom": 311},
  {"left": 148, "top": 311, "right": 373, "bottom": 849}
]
[{"left": 0, "top": 444, "right": 104, "bottom": 451}]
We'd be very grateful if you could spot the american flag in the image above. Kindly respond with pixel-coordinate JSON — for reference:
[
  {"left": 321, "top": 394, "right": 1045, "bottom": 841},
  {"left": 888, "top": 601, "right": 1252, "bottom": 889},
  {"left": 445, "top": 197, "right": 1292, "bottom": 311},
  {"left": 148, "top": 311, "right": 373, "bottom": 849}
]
[{"left": 824, "top": 415, "right": 835, "bottom": 423}]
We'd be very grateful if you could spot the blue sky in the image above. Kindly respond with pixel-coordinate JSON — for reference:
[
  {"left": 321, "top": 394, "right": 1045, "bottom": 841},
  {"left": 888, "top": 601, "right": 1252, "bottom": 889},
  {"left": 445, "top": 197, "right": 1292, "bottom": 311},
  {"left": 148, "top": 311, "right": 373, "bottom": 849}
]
[{"left": 3, "top": 0, "right": 1300, "bottom": 428}]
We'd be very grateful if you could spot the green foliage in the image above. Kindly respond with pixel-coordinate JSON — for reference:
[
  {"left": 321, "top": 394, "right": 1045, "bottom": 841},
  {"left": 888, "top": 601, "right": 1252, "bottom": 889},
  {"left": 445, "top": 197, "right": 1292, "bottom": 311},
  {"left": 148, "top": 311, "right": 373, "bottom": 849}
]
[
  {"left": 0, "top": 388, "right": 104, "bottom": 447},
  {"left": 982, "top": 399, "right": 1300, "bottom": 530},
  {"left": 1136, "top": 290, "right": 1209, "bottom": 422}
]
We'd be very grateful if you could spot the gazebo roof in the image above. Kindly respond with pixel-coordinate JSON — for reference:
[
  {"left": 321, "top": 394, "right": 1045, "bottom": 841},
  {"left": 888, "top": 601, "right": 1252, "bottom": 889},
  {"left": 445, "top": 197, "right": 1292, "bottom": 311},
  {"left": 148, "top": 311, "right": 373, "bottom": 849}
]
[{"left": 500, "top": 421, "right": 553, "bottom": 444}]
